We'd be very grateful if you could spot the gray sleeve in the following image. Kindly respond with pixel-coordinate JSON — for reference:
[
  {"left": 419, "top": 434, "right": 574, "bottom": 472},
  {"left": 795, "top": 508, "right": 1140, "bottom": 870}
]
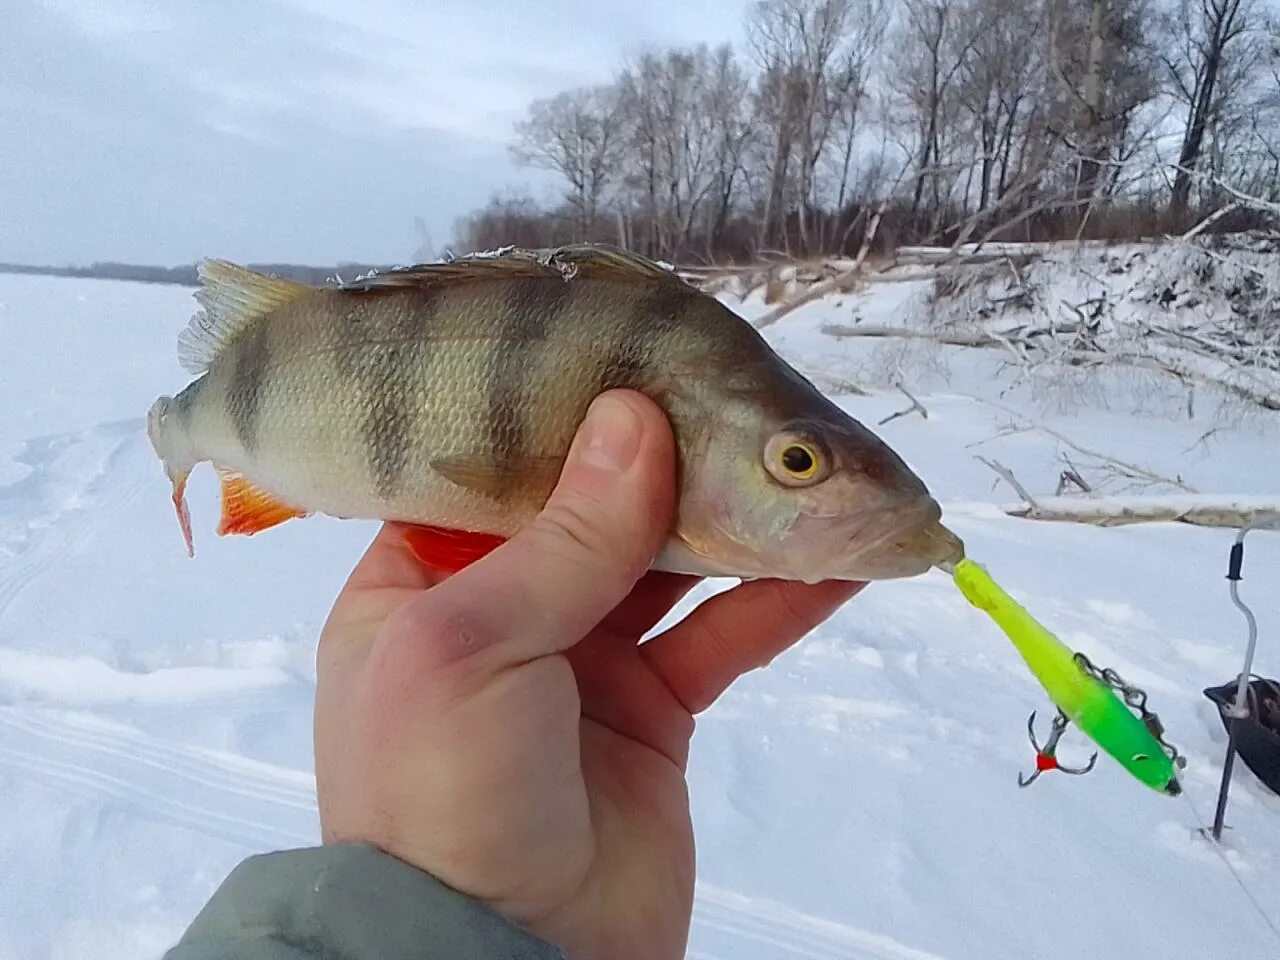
[{"left": 164, "top": 844, "right": 566, "bottom": 960}]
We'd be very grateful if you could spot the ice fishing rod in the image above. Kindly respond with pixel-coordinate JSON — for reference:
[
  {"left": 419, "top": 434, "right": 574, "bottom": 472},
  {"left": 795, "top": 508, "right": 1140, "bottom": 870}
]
[{"left": 1210, "top": 515, "right": 1280, "bottom": 842}]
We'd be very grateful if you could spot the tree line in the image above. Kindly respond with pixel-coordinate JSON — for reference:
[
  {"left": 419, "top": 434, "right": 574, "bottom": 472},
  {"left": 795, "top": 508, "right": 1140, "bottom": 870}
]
[{"left": 455, "top": 0, "right": 1280, "bottom": 263}]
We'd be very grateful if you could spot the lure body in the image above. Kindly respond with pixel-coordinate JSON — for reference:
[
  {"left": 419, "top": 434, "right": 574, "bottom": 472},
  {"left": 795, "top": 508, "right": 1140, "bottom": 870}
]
[{"left": 952, "top": 558, "right": 1181, "bottom": 796}]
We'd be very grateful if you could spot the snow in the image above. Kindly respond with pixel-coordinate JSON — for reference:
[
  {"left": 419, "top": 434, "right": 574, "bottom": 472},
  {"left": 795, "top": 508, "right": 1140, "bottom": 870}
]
[{"left": 1, "top": 252, "right": 1279, "bottom": 960}]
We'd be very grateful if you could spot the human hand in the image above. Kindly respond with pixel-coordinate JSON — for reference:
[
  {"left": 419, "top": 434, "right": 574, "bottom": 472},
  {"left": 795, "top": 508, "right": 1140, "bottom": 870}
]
[{"left": 314, "top": 390, "right": 863, "bottom": 960}]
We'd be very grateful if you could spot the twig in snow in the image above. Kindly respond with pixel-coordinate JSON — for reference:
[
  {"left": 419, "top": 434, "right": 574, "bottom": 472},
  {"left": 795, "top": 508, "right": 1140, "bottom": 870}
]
[
  {"left": 977, "top": 457, "right": 1039, "bottom": 508},
  {"left": 1183, "top": 427, "right": 1220, "bottom": 454},
  {"left": 966, "top": 398, "right": 1200, "bottom": 494},
  {"left": 877, "top": 384, "right": 929, "bottom": 426},
  {"left": 1056, "top": 456, "right": 1093, "bottom": 495},
  {"left": 791, "top": 367, "right": 870, "bottom": 397}
]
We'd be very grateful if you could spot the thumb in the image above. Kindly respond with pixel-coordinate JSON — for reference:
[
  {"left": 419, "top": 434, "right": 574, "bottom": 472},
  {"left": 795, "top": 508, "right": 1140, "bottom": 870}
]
[{"left": 400, "top": 390, "right": 678, "bottom": 669}]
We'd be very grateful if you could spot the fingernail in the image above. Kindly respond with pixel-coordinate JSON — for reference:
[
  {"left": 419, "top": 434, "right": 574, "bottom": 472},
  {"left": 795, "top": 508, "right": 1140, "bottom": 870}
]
[{"left": 577, "top": 394, "right": 642, "bottom": 473}]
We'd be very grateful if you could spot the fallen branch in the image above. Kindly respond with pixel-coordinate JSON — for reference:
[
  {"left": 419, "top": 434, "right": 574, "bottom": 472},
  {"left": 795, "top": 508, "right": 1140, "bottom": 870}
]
[
  {"left": 821, "top": 323, "right": 1002, "bottom": 347},
  {"left": 1003, "top": 494, "right": 1280, "bottom": 529},
  {"left": 894, "top": 248, "right": 1042, "bottom": 267},
  {"left": 1179, "top": 201, "right": 1243, "bottom": 240},
  {"left": 1057, "top": 462, "right": 1093, "bottom": 494},
  {"left": 753, "top": 268, "right": 868, "bottom": 327},
  {"left": 824, "top": 317, "right": 1280, "bottom": 414},
  {"left": 878, "top": 384, "right": 929, "bottom": 425},
  {"left": 977, "top": 457, "right": 1040, "bottom": 508},
  {"left": 1105, "top": 352, "right": 1280, "bottom": 413},
  {"left": 966, "top": 400, "right": 1199, "bottom": 493},
  {"left": 753, "top": 203, "right": 885, "bottom": 329},
  {"left": 1167, "top": 162, "right": 1280, "bottom": 217},
  {"left": 789, "top": 367, "right": 870, "bottom": 397}
]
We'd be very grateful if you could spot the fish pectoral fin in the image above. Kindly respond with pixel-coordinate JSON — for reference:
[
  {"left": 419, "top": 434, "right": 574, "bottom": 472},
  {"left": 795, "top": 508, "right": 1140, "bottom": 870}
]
[
  {"left": 402, "top": 525, "right": 508, "bottom": 573},
  {"left": 215, "top": 467, "right": 308, "bottom": 537},
  {"left": 431, "top": 454, "right": 565, "bottom": 501}
]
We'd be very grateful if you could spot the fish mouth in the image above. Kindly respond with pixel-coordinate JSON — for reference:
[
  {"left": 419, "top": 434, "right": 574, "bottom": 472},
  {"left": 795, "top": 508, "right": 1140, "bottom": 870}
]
[
  {"left": 146, "top": 397, "right": 169, "bottom": 454},
  {"left": 831, "top": 496, "right": 962, "bottom": 580}
]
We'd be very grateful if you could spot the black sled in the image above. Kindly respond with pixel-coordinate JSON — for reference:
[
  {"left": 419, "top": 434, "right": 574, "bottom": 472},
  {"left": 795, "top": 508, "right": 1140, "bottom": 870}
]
[{"left": 1204, "top": 676, "right": 1280, "bottom": 798}]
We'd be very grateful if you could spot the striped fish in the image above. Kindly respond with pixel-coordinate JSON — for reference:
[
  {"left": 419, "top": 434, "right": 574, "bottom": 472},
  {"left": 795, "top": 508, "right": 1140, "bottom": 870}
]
[{"left": 146, "top": 244, "right": 962, "bottom": 581}]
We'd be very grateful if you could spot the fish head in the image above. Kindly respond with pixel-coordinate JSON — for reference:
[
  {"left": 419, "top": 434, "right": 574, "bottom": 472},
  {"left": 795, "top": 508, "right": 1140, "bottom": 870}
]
[{"left": 674, "top": 393, "right": 963, "bottom": 582}]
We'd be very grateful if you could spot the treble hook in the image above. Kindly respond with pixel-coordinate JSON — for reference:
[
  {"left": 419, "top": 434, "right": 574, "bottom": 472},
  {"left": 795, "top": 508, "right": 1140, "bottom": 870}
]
[{"left": 1017, "top": 709, "right": 1098, "bottom": 787}]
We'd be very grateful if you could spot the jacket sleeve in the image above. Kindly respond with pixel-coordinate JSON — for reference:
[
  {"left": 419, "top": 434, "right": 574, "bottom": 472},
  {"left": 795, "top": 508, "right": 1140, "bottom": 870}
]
[{"left": 164, "top": 843, "right": 566, "bottom": 960}]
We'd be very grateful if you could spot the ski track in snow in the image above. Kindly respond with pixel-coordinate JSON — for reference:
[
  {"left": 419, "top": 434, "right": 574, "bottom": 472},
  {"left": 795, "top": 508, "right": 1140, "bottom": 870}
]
[
  {"left": 0, "top": 420, "right": 150, "bottom": 622},
  {"left": 0, "top": 708, "right": 933, "bottom": 960},
  {"left": 0, "top": 707, "right": 317, "bottom": 851},
  {"left": 690, "top": 884, "right": 947, "bottom": 960},
  {"left": 1, "top": 269, "right": 1279, "bottom": 959}
]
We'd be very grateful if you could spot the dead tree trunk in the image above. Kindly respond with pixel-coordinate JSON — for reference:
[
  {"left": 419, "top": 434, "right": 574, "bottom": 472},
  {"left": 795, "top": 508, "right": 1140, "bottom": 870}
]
[{"left": 1170, "top": 0, "right": 1250, "bottom": 217}]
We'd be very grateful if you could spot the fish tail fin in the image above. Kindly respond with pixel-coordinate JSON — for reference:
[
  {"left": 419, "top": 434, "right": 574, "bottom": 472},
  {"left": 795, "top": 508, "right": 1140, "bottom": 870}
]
[{"left": 148, "top": 395, "right": 197, "bottom": 557}]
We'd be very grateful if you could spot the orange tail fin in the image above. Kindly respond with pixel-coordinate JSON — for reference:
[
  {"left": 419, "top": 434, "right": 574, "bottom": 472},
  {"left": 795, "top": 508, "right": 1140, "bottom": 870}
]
[
  {"left": 216, "top": 468, "right": 307, "bottom": 537},
  {"left": 402, "top": 525, "right": 507, "bottom": 573}
]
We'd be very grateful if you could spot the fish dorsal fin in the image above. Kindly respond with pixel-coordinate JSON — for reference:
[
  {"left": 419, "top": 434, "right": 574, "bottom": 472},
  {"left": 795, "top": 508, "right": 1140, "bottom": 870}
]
[
  {"left": 338, "top": 244, "right": 694, "bottom": 294},
  {"left": 178, "top": 260, "right": 313, "bottom": 374}
]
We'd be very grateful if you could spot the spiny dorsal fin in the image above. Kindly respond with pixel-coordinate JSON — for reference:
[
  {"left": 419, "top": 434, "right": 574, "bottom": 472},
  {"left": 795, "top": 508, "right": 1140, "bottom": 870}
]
[
  {"left": 338, "top": 244, "right": 694, "bottom": 294},
  {"left": 178, "top": 260, "right": 313, "bottom": 374}
]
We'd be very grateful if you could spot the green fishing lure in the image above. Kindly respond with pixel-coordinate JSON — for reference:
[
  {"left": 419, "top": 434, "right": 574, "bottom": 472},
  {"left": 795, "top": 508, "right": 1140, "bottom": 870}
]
[{"left": 950, "top": 557, "right": 1184, "bottom": 797}]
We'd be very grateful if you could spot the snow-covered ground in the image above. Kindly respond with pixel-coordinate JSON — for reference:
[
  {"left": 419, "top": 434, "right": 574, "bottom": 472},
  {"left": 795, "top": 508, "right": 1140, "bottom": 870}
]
[{"left": 1, "top": 252, "right": 1278, "bottom": 960}]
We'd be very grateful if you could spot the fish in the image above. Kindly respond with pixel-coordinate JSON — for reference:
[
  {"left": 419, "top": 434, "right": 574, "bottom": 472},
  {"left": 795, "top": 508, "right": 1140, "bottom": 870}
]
[{"left": 146, "top": 244, "right": 963, "bottom": 582}]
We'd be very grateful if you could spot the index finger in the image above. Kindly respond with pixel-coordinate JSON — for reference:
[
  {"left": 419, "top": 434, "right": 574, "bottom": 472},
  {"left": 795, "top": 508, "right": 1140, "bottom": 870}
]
[
  {"left": 640, "top": 578, "right": 865, "bottom": 714},
  {"left": 318, "top": 522, "right": 448, "bottom": 656}
]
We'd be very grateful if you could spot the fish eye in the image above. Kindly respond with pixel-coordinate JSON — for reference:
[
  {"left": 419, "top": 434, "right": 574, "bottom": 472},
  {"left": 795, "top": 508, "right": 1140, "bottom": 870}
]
[
  {"left": 782, "top": 443, "right": 818, "bottom": 478},
  {"left": 764, "top": 432, "right": 828, "bottom": 486}
]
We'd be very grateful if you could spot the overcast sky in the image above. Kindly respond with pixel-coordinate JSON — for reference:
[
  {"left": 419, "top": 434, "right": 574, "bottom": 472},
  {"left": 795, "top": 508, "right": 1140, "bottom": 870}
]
[{"left": 0, "top": 0, "right": 747, "bottom": 267}]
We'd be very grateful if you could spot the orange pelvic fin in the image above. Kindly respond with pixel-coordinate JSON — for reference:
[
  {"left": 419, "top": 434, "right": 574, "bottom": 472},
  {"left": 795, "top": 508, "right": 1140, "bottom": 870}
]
[
  {"left": 215, "top": 467, "right": 308, "bottom": 537},
  {"left": 402, "top": 524, "right": 507, "bottom": 573},
  {"left": 172, "top": 471, "right": 194, "bottom": 557}
]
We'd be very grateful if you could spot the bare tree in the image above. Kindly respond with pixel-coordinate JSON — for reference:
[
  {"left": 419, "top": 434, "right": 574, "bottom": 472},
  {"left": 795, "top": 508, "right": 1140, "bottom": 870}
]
[
  {"left": 746, "top": 0, "right": 877, "bottom": 252},
  {"left": 953, "top": 0, "right": 1042, "bottom": 214},
  {"left": 892, "top": 0, "right": 981, "bottom": 229},
  {"left": 701, "top": 45, "right": 756, "bottom": 255},
  {"left": 1235, "top": 14, "right": 1280, "bottom": 199},
  {"left": 1162, "top": 0, "right": 1261, "bottom": 216},
  {"left": 746, "top": 59, "right": 803, "bottom": 250},
  {"left": 616, "top": 46, "right": 724, "bottom": 259},
  {"left": 511, "top": 85, "right": 623, "bottom": 236},
  {"left": 1047, "top": 0, "right": 1161, "bottom": 213},
  {"left": 826, "top": 1, "right": 890, "bottom": 232}
]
